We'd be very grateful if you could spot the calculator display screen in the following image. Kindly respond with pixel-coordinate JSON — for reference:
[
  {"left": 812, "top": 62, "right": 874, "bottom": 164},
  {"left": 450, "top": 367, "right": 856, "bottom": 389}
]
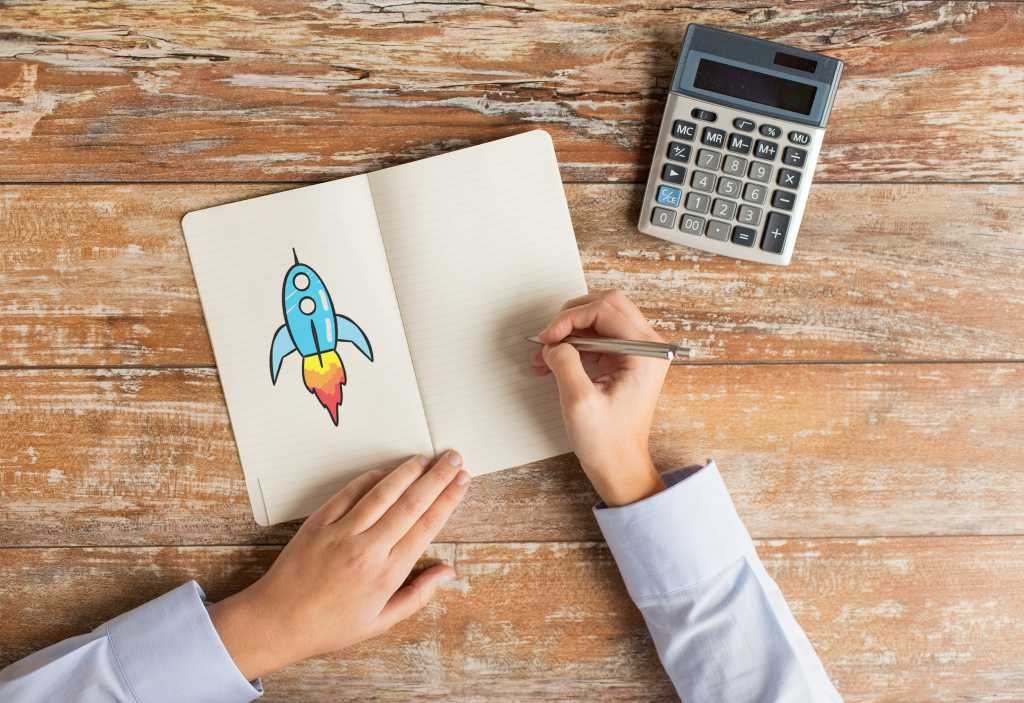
[{"left": 693, "top": 58, "right": 817, "bottom": 115}]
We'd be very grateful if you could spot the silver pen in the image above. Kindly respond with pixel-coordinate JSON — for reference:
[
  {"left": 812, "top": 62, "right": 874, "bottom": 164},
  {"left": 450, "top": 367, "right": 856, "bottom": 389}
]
[{"left": 526, "top": 335, "right": 692, "bottom": 364}]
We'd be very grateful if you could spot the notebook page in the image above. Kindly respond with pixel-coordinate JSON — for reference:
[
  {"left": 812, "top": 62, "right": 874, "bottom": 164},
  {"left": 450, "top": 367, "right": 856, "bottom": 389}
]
[
  {"left": 368, "top": 130, "right": 588, "bottom": 475},
  {"left": 182, "top": 177, "right": 432, "bottom": 525}
]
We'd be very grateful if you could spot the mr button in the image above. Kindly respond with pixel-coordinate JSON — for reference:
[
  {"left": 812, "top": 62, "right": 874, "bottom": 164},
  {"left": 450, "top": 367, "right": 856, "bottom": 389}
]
[{"left": 761, "top": 212, "right": 790, "bottom": 254}]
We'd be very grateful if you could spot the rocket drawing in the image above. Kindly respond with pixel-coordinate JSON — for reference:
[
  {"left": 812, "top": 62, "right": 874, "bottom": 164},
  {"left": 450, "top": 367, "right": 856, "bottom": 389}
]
[{"left": 269, "top": 250, "right": 374, "bottom": 426}]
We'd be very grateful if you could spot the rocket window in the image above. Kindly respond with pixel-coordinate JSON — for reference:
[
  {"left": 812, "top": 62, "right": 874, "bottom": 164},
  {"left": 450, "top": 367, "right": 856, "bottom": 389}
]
[
  {"left": 293, "top": 273, "right": 310, "bottom": 290},
  {"left": 299, "top": 297, "right": 316, "bottom": 314}
]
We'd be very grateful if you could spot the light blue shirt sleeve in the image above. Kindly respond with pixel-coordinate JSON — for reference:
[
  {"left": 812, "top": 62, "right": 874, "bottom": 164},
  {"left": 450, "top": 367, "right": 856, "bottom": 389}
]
[
  {"left": 0, "top": 581, "right": 261, "bottom": 703},
  {"left": 594, "top": 461, "right": 842, "bottom": 703}
]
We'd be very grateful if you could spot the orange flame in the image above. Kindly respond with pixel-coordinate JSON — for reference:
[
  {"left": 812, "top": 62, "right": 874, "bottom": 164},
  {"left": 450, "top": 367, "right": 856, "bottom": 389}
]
[{"left": 302, "top": 351, "right": 346, "bottom": 425}]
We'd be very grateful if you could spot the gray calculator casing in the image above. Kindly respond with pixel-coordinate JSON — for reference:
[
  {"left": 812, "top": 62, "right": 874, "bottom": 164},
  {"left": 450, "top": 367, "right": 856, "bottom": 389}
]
[{"left": 639, "top": 25, "right": 843, "bottom": 265}]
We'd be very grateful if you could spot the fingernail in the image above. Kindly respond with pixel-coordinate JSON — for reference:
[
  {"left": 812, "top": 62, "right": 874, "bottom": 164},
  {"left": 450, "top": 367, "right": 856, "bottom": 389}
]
[
  {"left": 456, "top": 469, "right": 470, "bottom": 486},
  {"left": 446, "top": 450, "right": 463, "bottom": 468},
  {"left": 416, "top": 455, "right": 430, "bottom": 467}
]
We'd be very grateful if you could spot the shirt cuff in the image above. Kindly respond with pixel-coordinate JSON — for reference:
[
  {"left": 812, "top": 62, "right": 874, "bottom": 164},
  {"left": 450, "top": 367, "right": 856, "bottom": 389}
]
[
  {"left": 103, "top": 581, "right": 261, "bottom": 703},
  {"left": 593, "top": 460, "right": 754, "bottom": 605}
]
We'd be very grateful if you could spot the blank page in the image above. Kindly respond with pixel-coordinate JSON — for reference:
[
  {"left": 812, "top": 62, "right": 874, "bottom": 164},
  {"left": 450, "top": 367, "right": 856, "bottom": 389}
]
[{"left": 368, "top": 131, "right": 587, "bottom": 475}]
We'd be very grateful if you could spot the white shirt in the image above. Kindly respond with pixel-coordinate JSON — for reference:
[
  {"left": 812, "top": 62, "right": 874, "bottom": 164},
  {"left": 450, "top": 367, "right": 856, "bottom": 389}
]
[{"left": 0, "top": 462, "right": 841, "bottom": 702}]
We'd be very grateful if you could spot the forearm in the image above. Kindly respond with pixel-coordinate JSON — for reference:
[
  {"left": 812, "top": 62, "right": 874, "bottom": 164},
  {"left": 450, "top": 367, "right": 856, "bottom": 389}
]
[{"left": 595, "top": 462, "right": 841, "bottom": 702}]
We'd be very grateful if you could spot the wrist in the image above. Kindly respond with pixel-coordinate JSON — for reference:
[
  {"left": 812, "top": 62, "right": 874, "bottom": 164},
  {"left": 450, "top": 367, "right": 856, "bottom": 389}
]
[
  {"left": 210, "top": 586, "right": 290, "bottom": 681},
  {"left": 582, "top": 450, "right": 664, "bottom": 507}
]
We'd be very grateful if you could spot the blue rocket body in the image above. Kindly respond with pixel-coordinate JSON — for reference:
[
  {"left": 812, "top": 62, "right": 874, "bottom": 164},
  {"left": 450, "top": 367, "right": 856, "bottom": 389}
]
[{"left": 269, "top": 253, "right": 373, "bottom": 386}]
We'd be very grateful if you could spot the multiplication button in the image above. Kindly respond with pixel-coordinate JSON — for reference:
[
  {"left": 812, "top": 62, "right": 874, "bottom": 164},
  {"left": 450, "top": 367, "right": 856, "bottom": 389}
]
[{"left": 777, "top": 168, "right": 802, "bottom": 189}]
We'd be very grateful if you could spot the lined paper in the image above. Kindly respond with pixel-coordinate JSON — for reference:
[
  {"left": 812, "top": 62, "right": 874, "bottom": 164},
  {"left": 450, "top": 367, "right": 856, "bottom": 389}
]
[{"left": 370, "top": 131, "right": 588, "bottom": 475}]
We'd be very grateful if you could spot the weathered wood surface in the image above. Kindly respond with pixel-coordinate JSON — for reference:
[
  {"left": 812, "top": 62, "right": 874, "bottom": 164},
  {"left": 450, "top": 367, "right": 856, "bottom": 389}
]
[
  {"left": 3, "top": 363, "right": 1021, "bottom": 546},
  {"left": 1, "top": 183, "right": 1021, "bottom": 367},
  {"left": 1, "top": 538, "right": 1021, "bottom": 701},
  {"left": 0, "top": 2, "right": 1022, "bottom": 183}
]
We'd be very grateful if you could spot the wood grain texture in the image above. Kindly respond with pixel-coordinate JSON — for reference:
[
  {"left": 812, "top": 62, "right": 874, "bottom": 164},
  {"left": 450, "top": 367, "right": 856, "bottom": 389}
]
[
  {"left": 2, "top": 363, "right": 1021, "bottom": 546},
  {"left": 1, "top": 538, "right": 1021, "bottom": 701},
  {"left": 1, "top": 183, "right": 1021, "bottom": 367},
  {"left": 0, "top": 1, "right": 1021, "bottom": 182}
]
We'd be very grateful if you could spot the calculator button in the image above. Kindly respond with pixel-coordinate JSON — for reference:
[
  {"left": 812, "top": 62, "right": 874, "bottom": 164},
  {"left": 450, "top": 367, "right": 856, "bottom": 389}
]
[
  {"left": 727, "top": 133, "right": 752, "bottom": 154},
  {"left": 742, "top": 183, "right": 767, "bottom": 205},
  {"left": 716, "top": 176, "right": 741, "bottom": 198},
  {"left": 777, "top": 168, "right": 802, "bottom": 189},
  {"left": 701, "top": 127, "right": 726, "bottom": 147},
  {"left": 672, "top": 120, "right": 697, "bottom": 141},
  {"left": 737, "top": 204, "right": 762, "bottom": 226},
  {"left": 783, "top": 147, "right": 807, "bottom": 168},
  {"left": 691, "top": 170, "right": 716, "bottom": 193},
  {"left": 680, "top": 214, "right": 706, "bottom": 235},
  {"left": 656, "top": 185, "right": 682, "bottom": 208},
  {"left": 667, "top": 142, "right": 691, "bottom": 163},
  {"left": 732, "top": 117, "right": 755, "bottom": 132},
  {"left": 771, "top": 190, "right": 796, "bottom": 211},
  {"left": 706, "top": 220, "right": 731, "bottom": 241},
  {"left": 747, "top": 161, "right": 772, "bottom": 183},
  {"left": 789, "top": 130, "right": 811, "bottom": 146},
  {"left": 762, "top": 212, "right": 790, "bottom": 253},
  {"left": 684, "top": 192, "right": 710, "bottom": 214},
  {"left": 754, "top": 140, "right": 778, "bottom": 161},
  {"left": 712, "top": 198, "right": 737, "bottom": 220},
  {"left": 759, "top": 124, "right": 782, "bottom": 139},
  {"left": 650, "top": 207, "right": 676, "bottom": 229},
  {"left": 721, "top": 155, "right": 746, "bottom": 176},
  {"left": 696, "top": 149, "right": 722, "bottom": 171},
  {"left": 661, "top": 163, "right": 686, "bottom": 184},
  {"left": 691, "top": 108, "right": 717, "bottom": 122},
  {"left": 732, "top": 226, "right": 756, "bottom": 247}
]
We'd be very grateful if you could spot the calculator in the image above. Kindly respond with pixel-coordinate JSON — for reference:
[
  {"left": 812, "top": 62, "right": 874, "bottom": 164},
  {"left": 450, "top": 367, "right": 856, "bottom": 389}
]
[{"left": 638, "top": 25, "right": 843, "bottom": 265}]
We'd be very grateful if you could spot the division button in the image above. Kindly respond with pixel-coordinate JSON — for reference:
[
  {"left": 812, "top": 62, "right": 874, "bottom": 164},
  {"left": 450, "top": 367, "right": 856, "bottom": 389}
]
[
  {"left": 783, "top": 146, "right": 807, "bottom": 168},
  {"left": 661, "top": 163, "right": 685, "bottom": 184}
]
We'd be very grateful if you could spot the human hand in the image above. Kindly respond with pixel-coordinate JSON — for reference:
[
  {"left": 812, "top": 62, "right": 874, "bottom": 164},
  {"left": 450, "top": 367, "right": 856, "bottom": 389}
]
[
  {"left": 209, "top": 452, "right": 470, "bottom": 680},
  {"left": 530, "top": 291, "right": 670, "bottom": 507}
]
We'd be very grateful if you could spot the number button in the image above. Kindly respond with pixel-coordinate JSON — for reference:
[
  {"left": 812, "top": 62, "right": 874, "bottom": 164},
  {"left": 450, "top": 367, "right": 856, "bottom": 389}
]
[
  {"left": 706, "top": 220, "right": 732, "bottom": 241},
  {"left": 667, "top": 142, "right": 691, "bottom": 163},
  {"left": 748, "top": 161, "right": 772, "bottom": 183},
  {"left": 754, "top": 140, "right": 778, "bottom": 161},
  {"left": 759, "top": 124, "right": 782, "bottom": 138},
  {"left": 778, "top": 168, "right": 802, "bottom": 189},
  {"left": 722, "top": 155, "right": 746, "bottom": 176},
  {"left": 685, "top": 192, "right": 710, "bottom": 214},
  {"left": 732, "top": 226, "right": 756, "bottom": 247},
  {"left": 737, "top": 204, "right": 762, "bottom": 226},
  {"left": 712, "top": 198, "right": 737, "bottom": 220},
  {"left": 761, "top": 212, "right": 790, "bottom": 253},
  {"left": 696, "top": 149, "right": 722, "bottom": 171},
  {"left": 783, "top": 147, "right": 806, "bottom": 168},
  {"left": 656, "top": 185, "right": 682, "bottom": 208},
  {"left": 691, "top": 170, "right": 716, "bottom": 193},
  {"left": 650, "top": 207, "right": 676, "bottom": 229},
  {"left": 701, "top": 127, "right": 726, "bottom": 147},
  {"left": 771, "top": 190, "right": 796, "bottom": 211},
  {"left": 672, "top": 120, "right": 696, "bottom": 140},
  {"left": 691, "top": 108, "right": 717, "bottom": 122},
  {"left": 727, "top": 133, "right": 752, "bottom": 154},
  {"left": 680, "top": 214, "right": 706, "bottom": 235},
  {"left": 716, "top": 176, "right": 741, "bottom": 198},
  {"left": 742, "top": 183, "right": 767, "bottom": 205},
  {"left": 661, "top": 163, "right": 685, "bottom": 184},
  {"left": 732, "top": 117, "right": 755, "bottom": 132},
  {"left": 789, "top": 130, "right": 811, "bottom": 146}
]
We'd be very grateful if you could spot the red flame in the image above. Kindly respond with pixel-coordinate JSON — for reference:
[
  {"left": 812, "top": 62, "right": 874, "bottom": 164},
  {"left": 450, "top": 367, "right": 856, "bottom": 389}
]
[{"left": 302, "top": 351, "right": 347, "bottom": 425}]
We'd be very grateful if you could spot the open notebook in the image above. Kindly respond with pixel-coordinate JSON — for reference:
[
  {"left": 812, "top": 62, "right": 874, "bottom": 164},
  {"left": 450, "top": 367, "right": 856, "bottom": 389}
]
[{"left": 183, "top": 130, "right": 587, "bottom": 525}]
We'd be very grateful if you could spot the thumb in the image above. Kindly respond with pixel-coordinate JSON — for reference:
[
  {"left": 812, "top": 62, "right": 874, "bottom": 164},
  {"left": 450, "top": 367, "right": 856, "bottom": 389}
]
[
  {"left": 542, "top": 343, "right": 594, "bottom": 404},
  {"left": 378, "top": 564, "right": 455, "bottom": 628}
]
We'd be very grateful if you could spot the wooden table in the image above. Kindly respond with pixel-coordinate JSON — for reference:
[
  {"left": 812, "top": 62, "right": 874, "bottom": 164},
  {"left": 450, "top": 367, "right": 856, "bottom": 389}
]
[{"left": 1, "top": 3, "right": 1022, "bottom": 701}]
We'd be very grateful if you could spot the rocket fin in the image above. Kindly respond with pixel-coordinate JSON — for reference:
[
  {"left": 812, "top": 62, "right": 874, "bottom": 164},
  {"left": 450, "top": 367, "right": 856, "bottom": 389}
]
[
  {"left": 335, "top": 315, "right": 374, "bottom": 362},
  {"left": 270, "top": 324, "right": 297, "bottom": 384}
]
